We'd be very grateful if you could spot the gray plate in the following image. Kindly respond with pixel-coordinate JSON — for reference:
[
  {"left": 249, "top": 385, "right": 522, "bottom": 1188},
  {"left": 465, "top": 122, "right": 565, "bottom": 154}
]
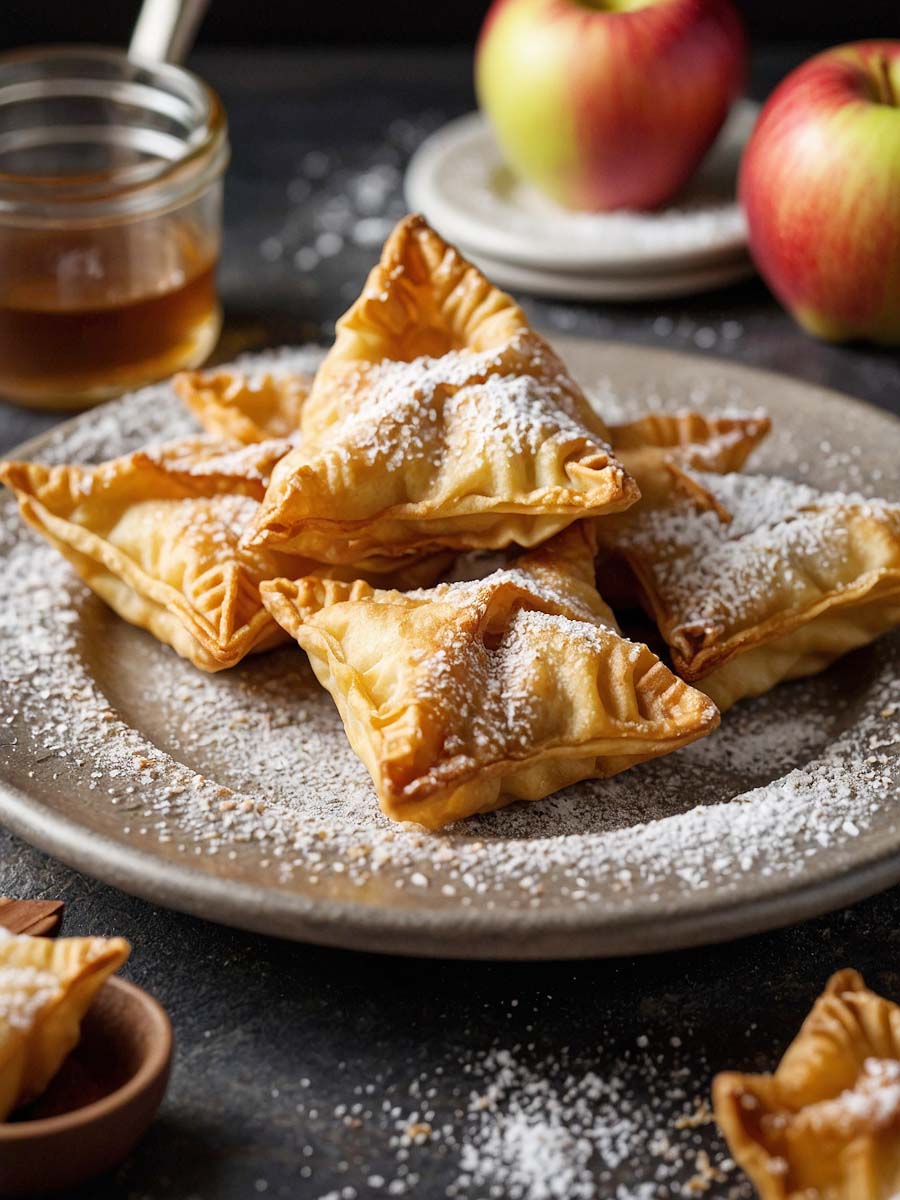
[{"left": 1, "top": 337, "right": 898, "bottom": 959}]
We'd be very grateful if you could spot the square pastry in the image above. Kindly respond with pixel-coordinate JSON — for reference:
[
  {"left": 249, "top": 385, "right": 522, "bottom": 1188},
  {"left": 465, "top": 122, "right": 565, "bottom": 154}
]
[
  {"left": 261, "top": 524, "right": 719, "bottom": 828},
  {"left": 607, "top": 468, "right": 900, "bottom": 709}
]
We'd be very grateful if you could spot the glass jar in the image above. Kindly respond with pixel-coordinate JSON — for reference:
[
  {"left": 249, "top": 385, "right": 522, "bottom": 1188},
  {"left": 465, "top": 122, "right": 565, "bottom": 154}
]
[{"left": 0, "top": 47, "right": 229, "bottom": 409}]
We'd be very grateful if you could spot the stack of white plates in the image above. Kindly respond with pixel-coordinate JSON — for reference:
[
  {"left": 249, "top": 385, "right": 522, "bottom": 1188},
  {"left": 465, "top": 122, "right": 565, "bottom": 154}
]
[{"left": 405, "top": 99, "right": 758, "bottom": 301}]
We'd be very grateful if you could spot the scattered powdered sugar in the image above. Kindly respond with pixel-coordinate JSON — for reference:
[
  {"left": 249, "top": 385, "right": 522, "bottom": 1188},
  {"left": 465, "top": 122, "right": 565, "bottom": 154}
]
[
  {"left": 286, "top": 1020, "right": 748, "bottom": 1200},
  {"left": 0, "top": 965, "right": 60, "bottom": 1032},
  {"left": 412, "top": 568, "right": 613, "bottom": 631},
  {"left": 446, "top": 1045, "right": 739, "bottom": 1200},
  {"left": 0, "top": 349, "right": 899, "bottom": 951},
  {"left": 407, "top": 607, "right": 624, "bottom": 771}
]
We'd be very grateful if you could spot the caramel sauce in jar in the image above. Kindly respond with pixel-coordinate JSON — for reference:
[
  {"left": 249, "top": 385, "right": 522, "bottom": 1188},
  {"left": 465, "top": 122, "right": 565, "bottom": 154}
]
[
  {"left": 0, "top": 48, "right": 229, "bottom": 409},
  {"left": 0, "top": 223, "right": 220, "bottom": 407}
]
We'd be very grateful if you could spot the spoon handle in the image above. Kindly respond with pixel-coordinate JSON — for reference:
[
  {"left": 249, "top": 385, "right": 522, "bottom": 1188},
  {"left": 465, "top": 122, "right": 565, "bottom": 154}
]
[{"left": 129, "top": 0, "right": 210, "bottom": 65}]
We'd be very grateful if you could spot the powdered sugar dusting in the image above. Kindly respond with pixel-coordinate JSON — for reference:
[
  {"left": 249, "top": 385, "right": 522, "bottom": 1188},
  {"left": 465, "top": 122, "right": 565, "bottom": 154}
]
[
  {"left": 315, "top": 335, "right": 612, "bottom": 476},
  {"left": 404, "top": 607, "right": 625, "bottom": 776},
  {"left": 1, "top": 347, "right": 899, "bottom": 953},
  {"left": 803, "top": 1058, "right": 900, "bottom": 1138},
  {"left": 0, "top": 927, "right": 61, "bottom": 1033},
  {"left": 617, "top": 470, "right": 900, "bottom": 637}
]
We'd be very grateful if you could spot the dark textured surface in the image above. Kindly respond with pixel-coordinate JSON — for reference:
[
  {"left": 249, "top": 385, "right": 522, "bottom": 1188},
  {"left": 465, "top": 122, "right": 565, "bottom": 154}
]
[
  {"left": 1, "top": 46, "right": 900, "bottom": 1199},
  {"left": 0, "top": 0, "right": 887, "bottom": 49}
]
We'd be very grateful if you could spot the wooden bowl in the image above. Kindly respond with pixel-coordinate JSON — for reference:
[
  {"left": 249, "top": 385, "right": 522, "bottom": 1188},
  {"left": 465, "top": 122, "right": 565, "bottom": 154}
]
[{"left": 0, "top": 977, "right": 172, "bottom": 1196}]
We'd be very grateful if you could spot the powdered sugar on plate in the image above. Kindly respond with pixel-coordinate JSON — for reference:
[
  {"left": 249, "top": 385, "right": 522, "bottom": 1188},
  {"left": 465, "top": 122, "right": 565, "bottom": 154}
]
[{"left": 0, "top": 344, "right": 899, "bottom": 955}]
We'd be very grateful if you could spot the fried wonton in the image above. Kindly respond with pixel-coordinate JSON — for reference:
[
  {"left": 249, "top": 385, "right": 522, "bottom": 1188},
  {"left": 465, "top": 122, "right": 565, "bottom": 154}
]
[
  {"left": 608, "top": 409, "right": 771, "bottom": 504},
  {"left": 714, "top": 969, "right": 900, "bottom": 1200},
  {"left": 609, "top": 469, "right": 900, "bottom": 710},
  {"left": 174, "top": 367, "right": 310, "bottom": 445},
  {"left": 0, "top": 439, "right": 452, "bottom": 671},
  {"left": 0, "top": 442, "right": 303, "bottom": 671},
  {"left": 260, "top": 523, "right": 719, "bottom": 828},
  {"left": 243, "top": 215, "right": 638, "bottom": 563},
  {"left": 596, "top": 409, "right": 769, "bottom": 606},
  {"left": 0, "top": 928, "right": 130, "bottom": 1120},
  {"left": 301, "top": 212, "right": 544, "bottom": 439}
]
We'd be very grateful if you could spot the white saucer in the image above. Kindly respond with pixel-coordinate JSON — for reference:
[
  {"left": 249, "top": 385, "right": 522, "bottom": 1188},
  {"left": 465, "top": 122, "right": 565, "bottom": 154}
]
[
  {"left": 459, "top": 246, "right": 755, "bottom": 301},
  {"left": 405, "top": 100, "right": 758, "bottom": 277}
]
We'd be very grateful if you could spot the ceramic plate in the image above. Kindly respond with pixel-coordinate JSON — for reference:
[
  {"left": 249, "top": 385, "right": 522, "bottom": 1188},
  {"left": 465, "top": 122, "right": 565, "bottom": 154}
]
[
  {"left": 405, "top": 101, "right": 757, "bottom": 275},
  {"left": 457, "top": 247, "right": 755, "bottom": 301},
  {"left": 1, "top": 338, "right": 899, "bottom": 960}
]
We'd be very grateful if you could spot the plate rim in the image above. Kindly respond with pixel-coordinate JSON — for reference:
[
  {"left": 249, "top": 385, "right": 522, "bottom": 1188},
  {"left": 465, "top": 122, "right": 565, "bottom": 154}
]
[
  {"left": 5, "top": 758, "right": 900, "bottom": 961},
  {"left": 2, "top": 336, "right": 899, "bottom": 960},
  {"left": 458, "top": 248, "right": 755, "bottom": 302}
]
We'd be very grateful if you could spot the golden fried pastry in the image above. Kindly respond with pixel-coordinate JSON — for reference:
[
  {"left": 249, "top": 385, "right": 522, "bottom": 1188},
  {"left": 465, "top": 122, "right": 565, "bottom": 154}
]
[
  {"left": 261, "top": 524, "right": 719, "bottom": 828},
  {"left": 0, "top": 929, "right": 130, "bottom": 1119},
  {"left": 714, "top": 969, "right": 900, "bottom": 1200},
  {"left": 596, "top": 409, "right": 768, "bottom": 605},
  {"left": 609, "top": 409, "right": 771, "bottom": 504},
  {"left": 174, "top": 368, "right": 310, "bottom": 445},
  {"left": 609, "top": 470, "right": 900, "bottom": 710},
  {"left": 243, "top": 216, "right": 638, "bottom": 563},
  {"left": 0, "top": 439, "right": 453, "bottom": 670},
  {"left": 301, "top": 212, "right": 542, "bottom": 439},
  {"left": 0, "top": 440, "right": 306, "bottom": 671},
  {"left": 138, "top": 434, "right": 293, "bottom": 498}
]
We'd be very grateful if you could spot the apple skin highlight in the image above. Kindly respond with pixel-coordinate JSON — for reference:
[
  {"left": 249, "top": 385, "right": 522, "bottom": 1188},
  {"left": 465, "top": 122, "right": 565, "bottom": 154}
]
[
  {"left": 740, "top": 41, "right": 900, "bottom": 346},
  {"left": 475, "top": 0, "right": 746, "bottom": 212}
]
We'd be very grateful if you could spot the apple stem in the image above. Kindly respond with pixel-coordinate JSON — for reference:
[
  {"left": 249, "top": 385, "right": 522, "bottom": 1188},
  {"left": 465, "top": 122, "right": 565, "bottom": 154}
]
[{"left": 876, "top": 55, "right": 896, "bottom": 107}]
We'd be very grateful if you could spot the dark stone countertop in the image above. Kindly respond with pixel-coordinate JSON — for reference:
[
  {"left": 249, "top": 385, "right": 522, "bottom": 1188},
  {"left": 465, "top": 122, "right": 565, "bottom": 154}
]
[{"left": 1, "top": 45, "right": 899, "bottom": 1200}]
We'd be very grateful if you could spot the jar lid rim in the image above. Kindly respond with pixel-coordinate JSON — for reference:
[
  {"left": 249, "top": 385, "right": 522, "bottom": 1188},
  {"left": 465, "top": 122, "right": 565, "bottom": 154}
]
[{"left": 0, "top": 44, "right": 227, "bottom": 211}]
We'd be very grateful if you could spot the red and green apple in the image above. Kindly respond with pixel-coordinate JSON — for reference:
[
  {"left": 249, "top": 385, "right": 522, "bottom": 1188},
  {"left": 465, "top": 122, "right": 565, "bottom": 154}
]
[
  {"left": 740, "top": 41, "right": 900, "bottom": 345},
  {"left": 475, "top": 0, "right": 746, "bottom": 212}
]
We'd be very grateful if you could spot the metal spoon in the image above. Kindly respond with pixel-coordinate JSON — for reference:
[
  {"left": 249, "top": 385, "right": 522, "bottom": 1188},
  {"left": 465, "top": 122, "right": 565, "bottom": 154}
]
[{"left": 129, "top": 0, "right": 210, "bottom": 65}]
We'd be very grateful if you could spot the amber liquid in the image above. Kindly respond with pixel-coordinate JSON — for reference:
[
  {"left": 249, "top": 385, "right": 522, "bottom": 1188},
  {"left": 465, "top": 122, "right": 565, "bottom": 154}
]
[{"left": 0, "top": 222, "right": 220, "bottom": 409}]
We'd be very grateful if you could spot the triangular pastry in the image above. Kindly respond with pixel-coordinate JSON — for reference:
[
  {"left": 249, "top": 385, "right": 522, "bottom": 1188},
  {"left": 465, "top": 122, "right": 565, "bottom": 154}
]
[
  {"left": 596, "top": 408, "right": 769, "bottom": 606},
  {"left": 301, "top": 212, "right": 542, "bottom": 439},
  {"left": 608, "top": 469, "right": 900, "bottom": 709},
  {"left": 0, "top": 440, "right": 309, "bottom": 671},
  {"left": 0, "top": 440, "right": 454, "bottom": 670},
  {"left": 714, "top": 969, "right": 900, "bottom": 1200},
  {"left": 243, "top": 216, "right": 638, "bottom": 563},
  {"left": 0, "top": 928, "right": 130, "bottom": 1119},
  {"left": 174, "top": 367, "right": 310, "bottom": 445},
  {"left": 261, "top": 524, "right": 719, "bottom": 828},
  {"left": 608, "top": 408, "right": 771, "bottom": 504}
]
